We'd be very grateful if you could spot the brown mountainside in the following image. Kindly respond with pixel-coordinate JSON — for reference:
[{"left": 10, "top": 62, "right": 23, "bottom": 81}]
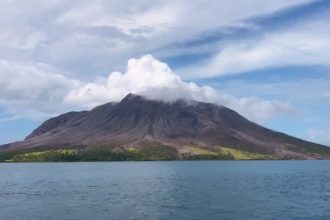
[{"left": 1, "top": 94, "right": 329, "bottom": 159}]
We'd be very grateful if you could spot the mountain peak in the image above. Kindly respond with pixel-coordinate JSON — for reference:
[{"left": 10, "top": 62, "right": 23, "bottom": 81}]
[
  {"left": 120, "top": 93, "right": 145, "bottom": 103},
  {"left": 120, "top": 93, "right": 193, "bottom": 106},
  {"left": 1, "top": 94, "right": 329, "bottom": 159}
]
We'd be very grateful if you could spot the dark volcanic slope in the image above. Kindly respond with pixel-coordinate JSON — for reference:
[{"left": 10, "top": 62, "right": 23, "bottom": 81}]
[{"left": 1, "top": 94, "right": 329, "bottom": 158}]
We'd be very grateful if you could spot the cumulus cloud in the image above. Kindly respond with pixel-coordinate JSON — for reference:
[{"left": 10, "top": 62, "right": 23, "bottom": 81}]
[
  {"left": 1, "top": 1, "right": 328, "bottom": 144},
  {"left": 65, "top": 55, "right": 294, "bottom": 123},
  {"left": 0, "top": 55, "right": 294, "bottom": 123},
  {"left": 64, "top": 55, "right": 216, "bottom": 107},
  {"left": 0, "top": 59, "right": 79, "bottom": 119}
]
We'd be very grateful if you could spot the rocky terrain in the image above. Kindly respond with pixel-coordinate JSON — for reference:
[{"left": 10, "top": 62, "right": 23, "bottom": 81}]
[{"left": 1, "top": 93, "right": 329, "bottom": 161}]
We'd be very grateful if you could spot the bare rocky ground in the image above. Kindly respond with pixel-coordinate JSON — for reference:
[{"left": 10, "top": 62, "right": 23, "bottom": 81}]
[{"left": 1, "top": 94, "right": 330, "bottom": 160}]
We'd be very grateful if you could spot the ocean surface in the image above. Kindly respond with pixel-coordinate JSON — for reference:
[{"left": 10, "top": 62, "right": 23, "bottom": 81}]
[{"left": 1, "top": 161, "right": 330, "bottom": 220}]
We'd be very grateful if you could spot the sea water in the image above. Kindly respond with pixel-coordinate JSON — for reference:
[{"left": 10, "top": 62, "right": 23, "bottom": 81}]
[{"left": 1, "top": 161, "right": 330, "bottom": 220}]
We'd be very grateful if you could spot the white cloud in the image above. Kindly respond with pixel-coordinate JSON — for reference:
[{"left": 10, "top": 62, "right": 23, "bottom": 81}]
[
  {"left": 0, "top": 59, "right": 79, "bottom": 119},
  {"left": 57, "top": 3, "right": 179, "bottom": 38},
  {"left": 0, "top": 0, "right": 314, "bottom": 77},
  {"left": 218, "top": 95, "right": 294, "bottom": 122},
  {"left": 0, "top": 1, "right": 328, "bottom": 144},
  {"left": 65, "top": 55, "right": 294, "bottom": 123},
  {"left": 20, "top": 32, "right": 48, "bottom": 50},
  {"left": 64, "top": 55, "right": 216, "bottom": 107},
  {"left": 0, "top": 55, "right": 293, "bottom": 123},
  {"left": 56, "top": 0, "right": 311, "bottom": 38},
  {"left": 181, "top": 13, "right": 330, "bottom": 78}
]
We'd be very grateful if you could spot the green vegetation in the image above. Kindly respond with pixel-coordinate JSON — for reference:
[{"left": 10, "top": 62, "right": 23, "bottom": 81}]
[
  {"left": 134, "top": 145, "right": 178, "bottom": 160},
  {"left": 8, "top": 149, "right": 81, "bottom": 162},
  {"left": 0, "top": 152, "right": 16, "bottom": 162},
  {"left": 217, "top": 147, "right": 276, "bottom": 160},
  {"left": 183, "top": 146, "right": 218, "bottom": 156},
  {"left": 0, "top": 145, "right": 277, "bottom": 162},
  {"left": 0, "top": 145, "right": 179, "bottom": 162},
  {"left": 181, "top": 146, "right": 275, "bottom": 160},
  {"left": 181, "top": 146, "right": 233, "bottom": 160}
]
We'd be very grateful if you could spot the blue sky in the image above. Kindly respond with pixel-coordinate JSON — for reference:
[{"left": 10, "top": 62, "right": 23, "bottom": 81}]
[{"left": 0, "top": 0, "right": 329, "bottom": 146}]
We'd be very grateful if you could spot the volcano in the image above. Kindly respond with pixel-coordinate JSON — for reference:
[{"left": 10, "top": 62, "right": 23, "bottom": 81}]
[{"left": 1, "top": 94, "right": 329, "bottom": 160}]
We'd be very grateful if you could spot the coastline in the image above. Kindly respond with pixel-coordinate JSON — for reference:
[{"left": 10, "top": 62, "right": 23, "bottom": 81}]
[{"left": 2, "top": 145, "right": 327, "bottom": 163}]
